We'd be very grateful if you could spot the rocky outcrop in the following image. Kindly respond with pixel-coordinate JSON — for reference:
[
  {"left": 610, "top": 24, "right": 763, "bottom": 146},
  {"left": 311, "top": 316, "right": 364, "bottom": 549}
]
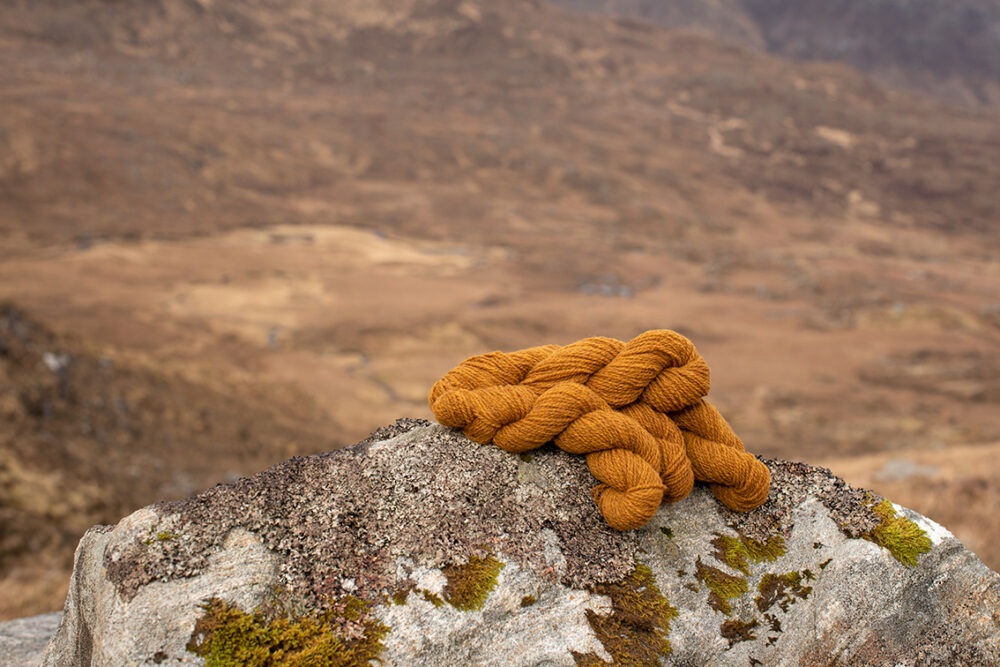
[{"left": 40, "top": 419, "right": 1000, "bottom": 665}]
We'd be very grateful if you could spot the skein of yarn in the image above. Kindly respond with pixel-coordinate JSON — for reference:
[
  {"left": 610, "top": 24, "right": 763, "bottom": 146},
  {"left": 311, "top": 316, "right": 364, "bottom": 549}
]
[{"left": 428, "top": 330, "right": 771, "bottom": 530}]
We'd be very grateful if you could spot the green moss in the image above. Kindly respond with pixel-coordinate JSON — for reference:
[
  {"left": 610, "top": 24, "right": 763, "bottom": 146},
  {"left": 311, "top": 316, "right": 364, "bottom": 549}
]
[
  {"left": 710, "top": 532, "right": 786, "bottom": 575},
  {"left": 518, "top": 453, "right": 534, "bottom": 463},
  {"left": 572, "top": 564, "right": 679, "bottom": 666},
  {"left": 390, "top": 584, "right": 414, "bottom": 606},
  {"left": 755, "top": 571, "right": 812, "bottom": 614},
  {"left": 720, "top": 618, "right": 759, "bottom": 647},
  {"left": 421, "top": 590, "right": 445, "bottom": 608},
  {"left": 694, "top": 557, "right": 748, "bottom": 616},
  {"left": 142, "top": 526, "right": 176, "bottom": 545},
  {"left": 520, "top": 595, "right": 537, "bottom": 608},
  {"left": 861, "top": 499, "right": 932, "bottom": 567},
  {"left": 186, "top": 597, "right": 389, "bottom": 666},
  {"left": 441, "top": 555, "right": 505, "bottom": 611},
  {"left": 659, "top": 526, "right": 674, "bottom": 539}
]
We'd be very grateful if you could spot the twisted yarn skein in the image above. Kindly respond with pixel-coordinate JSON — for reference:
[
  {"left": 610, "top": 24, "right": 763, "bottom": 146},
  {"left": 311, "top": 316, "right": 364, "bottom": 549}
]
[{"left": 429, "top": 330, "right": 770, "bottom": 530}]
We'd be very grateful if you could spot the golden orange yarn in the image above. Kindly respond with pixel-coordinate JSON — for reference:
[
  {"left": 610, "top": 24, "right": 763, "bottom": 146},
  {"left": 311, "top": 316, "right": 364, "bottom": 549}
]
[{"left": 428, "top": 330, "right": 770, "bottom": 530}]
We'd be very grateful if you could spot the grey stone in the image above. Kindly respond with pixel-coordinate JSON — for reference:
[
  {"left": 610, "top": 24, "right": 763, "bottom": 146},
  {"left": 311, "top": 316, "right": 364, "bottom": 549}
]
[
  {"left": 0, "top": 612, "right": 62, "bottom": 667},
  {"left": 33, "top": 419, "right": 1000, "bottom": 666}
]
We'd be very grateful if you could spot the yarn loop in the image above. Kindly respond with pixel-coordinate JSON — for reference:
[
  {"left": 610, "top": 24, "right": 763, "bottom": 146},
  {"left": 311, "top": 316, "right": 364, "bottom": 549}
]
[{"left": 429, "top": 330, "right": 770, "bottom": 530}]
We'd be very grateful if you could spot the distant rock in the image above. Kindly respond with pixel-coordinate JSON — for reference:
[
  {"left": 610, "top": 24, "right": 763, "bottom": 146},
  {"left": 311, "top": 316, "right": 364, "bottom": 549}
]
[
  {"left": 0, "top": 613, "right": 61, "bottom": 667},
  {"left": 39, "top": 419, "right": 1000, "bottom": 665}
]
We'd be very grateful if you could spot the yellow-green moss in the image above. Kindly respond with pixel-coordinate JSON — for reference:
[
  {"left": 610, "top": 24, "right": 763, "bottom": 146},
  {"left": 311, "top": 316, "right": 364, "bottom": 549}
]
[
  {"left": 572, "top": 564, "right": 679, "bottom": 666},
  {"left": 755, "top": 571, "right": 812, "bottom": 614},
  {"left": 520, "top": 595, "right": 537, "bottom": 608},
  {"left": 862, "top": 499, "right": 932, "bottom": 567},
  {"left": 518, "top": 453, "right": 534, "bottom": 463},
  {"left": 441, "top": 555, "right": 505, "bottom": 611},
  {"left": 694, "top": 557, "right": 748, "bottom": 616},
  {"left": 142, "top": 527, "right": 176, "bottom": 545},
  {"left": 186, "top": 597, "right": 389, "bottom": 666},
  {"left": 710, "top": 532, "right": 786, "bottom": 575},
  {"left": 659, "top": 526, "right": 674, "bottom": 539}
]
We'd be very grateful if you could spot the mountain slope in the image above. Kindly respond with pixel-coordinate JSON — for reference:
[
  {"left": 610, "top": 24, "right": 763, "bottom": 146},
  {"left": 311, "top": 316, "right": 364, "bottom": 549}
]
[
  {"left": 0, "top": 303, "right": 340, "bottom": 618},
  {"left": 551, "top": 0, "right": 1000, "bottom": 106}
]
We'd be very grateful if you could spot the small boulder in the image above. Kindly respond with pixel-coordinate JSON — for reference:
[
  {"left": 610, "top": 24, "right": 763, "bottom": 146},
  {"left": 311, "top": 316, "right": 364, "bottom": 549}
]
[{"left": 40, "top": 419, "right": 1000, "bottom": 665}]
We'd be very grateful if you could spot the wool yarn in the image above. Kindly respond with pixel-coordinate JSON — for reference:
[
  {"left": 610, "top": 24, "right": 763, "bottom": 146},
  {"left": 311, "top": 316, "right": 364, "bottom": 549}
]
[{"left": 429, "top": 330, "right": 771, "bottom": 530}]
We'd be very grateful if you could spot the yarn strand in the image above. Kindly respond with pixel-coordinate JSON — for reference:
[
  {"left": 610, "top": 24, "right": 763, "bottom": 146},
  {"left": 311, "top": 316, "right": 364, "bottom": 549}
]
[{"left": 429, "top": 330, "right": 770, "bottom": 530}]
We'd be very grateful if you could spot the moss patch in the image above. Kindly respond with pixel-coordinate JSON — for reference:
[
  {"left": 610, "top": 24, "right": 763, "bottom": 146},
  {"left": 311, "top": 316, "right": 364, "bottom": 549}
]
[
  {"left": 520, "top": 595, "right": 537, "bottom": 608},
  {"left": 710, "top": 533, "right": 786, "bottom": 575},
  {"left": 142, "top": 527, "right": 176, "bottom": 545},
  {"left": 441, "top": 555, "right": 505, "bottom": 611},
  {"left": 861, "top": 499, "right": 933, "bottom": 567},
  {"left": 755, "top": 571, "right": 813, "bottom": 614},
  {"left": 390, "top": 584, "right": 414, "bottom": 606},
  {"left": 572, "top": 564, "right": 679, "bottom": 666},
  {"left": 720, "top": 618, "right": 758, "bottom": 647},
  {"left": 186, "top": 597, "right": 388, "bottom": 666},
  {"left": 694, "top": 557, "right": 748, "bottom": 616},
  {"left": 421, "top": 590, "right": 445, "bottom": 608}
]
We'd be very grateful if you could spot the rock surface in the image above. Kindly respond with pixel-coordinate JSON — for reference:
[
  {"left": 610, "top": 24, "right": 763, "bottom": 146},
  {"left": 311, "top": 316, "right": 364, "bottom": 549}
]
[
  {"left": 0, "top": 612, "right": 61, "bottom": 667},
  {"left": 37, "top": 419, "right": 1000, "bottom": 665}
]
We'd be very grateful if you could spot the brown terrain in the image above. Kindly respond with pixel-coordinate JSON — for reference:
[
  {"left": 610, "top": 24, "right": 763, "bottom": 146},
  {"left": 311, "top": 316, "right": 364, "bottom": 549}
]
[
  {"left": 1, "top": 0, "right": 998, "bottom": 619},
  {"left": 554, "top": 0, "right": 1000, "bottom": 106}
]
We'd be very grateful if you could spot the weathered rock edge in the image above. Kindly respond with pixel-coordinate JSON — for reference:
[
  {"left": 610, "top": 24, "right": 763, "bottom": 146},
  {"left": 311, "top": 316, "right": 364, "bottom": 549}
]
[{"left": 40, "top": 418, "right": 1000, "bottom": 666}]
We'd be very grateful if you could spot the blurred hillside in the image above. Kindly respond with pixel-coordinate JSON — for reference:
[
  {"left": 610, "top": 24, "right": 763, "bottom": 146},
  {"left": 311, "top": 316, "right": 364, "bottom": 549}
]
[
  {"left": 552, "top": 0, "right": 1000, "bottom": 106},
  {"left": 1, "top": 0, "right": 998, "bottom": 618}
]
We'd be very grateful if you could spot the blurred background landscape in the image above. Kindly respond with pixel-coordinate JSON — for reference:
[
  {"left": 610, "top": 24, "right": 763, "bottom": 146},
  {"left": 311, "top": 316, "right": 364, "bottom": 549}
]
[{"left": 1, "top": 0, "right": 998, "bottom": 619}]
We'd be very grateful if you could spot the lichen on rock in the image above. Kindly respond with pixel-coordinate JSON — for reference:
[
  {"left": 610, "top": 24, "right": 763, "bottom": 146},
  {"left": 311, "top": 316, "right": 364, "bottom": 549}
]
[{"left": 102, "top": 420, "right": 642, "bottom": 610}]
